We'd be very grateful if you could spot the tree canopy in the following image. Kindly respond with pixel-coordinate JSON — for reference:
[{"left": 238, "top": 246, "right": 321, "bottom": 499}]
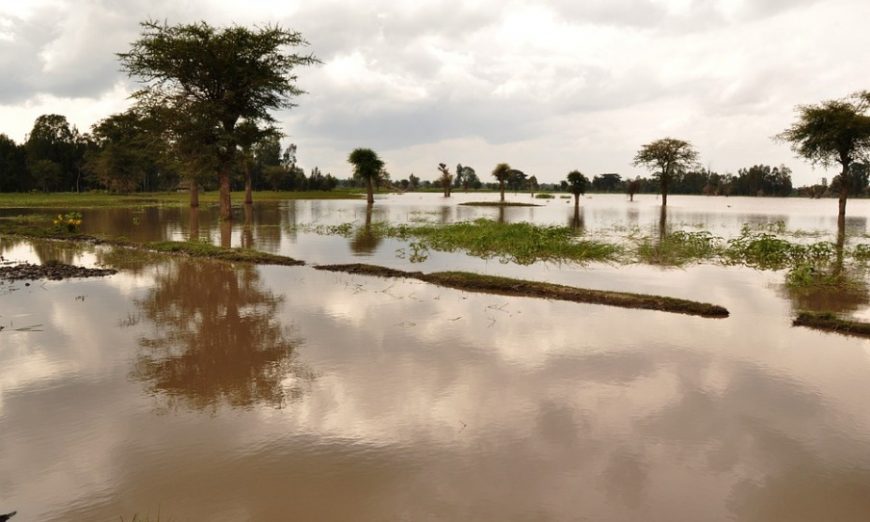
[
  {"left": 119, "top": 20, "right": 318, "bottom": 217},
  {"left": 348, "top": 148, "right": 385, "bottom": 205},
  {"left": 633, "top": 137, "right": 699, "bottom": 206},
  {"left": 778, "top": 92, "right": 870, "bottom": 219}
]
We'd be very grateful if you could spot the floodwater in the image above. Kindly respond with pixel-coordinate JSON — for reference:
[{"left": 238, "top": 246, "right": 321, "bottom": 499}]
[{"left": 2, "top": 193, "right": 870, "bottom": 521}]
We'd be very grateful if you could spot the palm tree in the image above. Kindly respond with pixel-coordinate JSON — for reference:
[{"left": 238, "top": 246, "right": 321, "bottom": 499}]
[
  {"left": 566, "top": 170, "right": 589, "bottom": 214},
  {"left": 492, "top": 163, "right": 511, "bottom": 202},
  {"left": 348, "top": 148, "right": 385, "bottom": 205}
]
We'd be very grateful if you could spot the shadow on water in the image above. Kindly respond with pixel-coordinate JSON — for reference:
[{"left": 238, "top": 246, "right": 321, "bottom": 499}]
[{"left": 131, "top": 258, "right": 311, "bottom": 411}]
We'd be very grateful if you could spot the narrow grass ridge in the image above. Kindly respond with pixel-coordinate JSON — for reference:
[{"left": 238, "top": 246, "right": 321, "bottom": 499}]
[
  {"left": 793, "top": 311, "right": 870, "bottom": 338},
  {"left": 314, "top": 263, "right": 729, "bottom": 318},
  {"left": 146, "top": 241, "right": 304, "bottom": 265},
  {"left": 458, "top": 201, "right": 541, "bottom": 207}
]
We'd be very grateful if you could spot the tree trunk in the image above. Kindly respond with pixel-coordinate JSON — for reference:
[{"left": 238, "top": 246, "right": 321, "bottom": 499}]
[
  {"left": 366, "top": 177, "right": 374, "bottom": 205},
  {"left": 838, "top": 163, "right": 849, "bottom": 223},
  {"left": 189, "top": 207, "right": 199, "bottom": 241},
  {"left": 574, "top": 193, "right": 580, "bottom": 213},
  {"left": 661, "top": 177, "right": 669, "bottom": 207},
  {"left": 220, "top": 219, "right": 231, "bottom": 248},
  {"left": 219, "top": 169, "right": 232, "bottom": 221},
  {"left": 244, "top": 163, "right": 253, "bottom": 205},
  {"left": 190, "top": 182, "right": 199, "bottom": 208},
  {"left": 499, "top": 181, "right": 505, "bottom": 202},
  {"left": 242, "top": 203, "right": 254, "bottom": 249}
]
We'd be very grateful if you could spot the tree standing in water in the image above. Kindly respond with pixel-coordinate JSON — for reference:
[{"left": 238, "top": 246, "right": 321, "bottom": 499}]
[
  {"left": 778, "top": 92, "right": 870, "bottom": 224},
  {"left": 119, "top": 20, "right": 317, "bottom": 220},
  {"left": 566, "top": 170, "right": 589, "bottom": 214},
  {"left": 627, "top": 177, "right": 640, "bottom": 202},
  {"left": 633, "top": 138, "right": 699, "bottom": 207},
  {"left": 492, "top": 162, "right": 511, "bottom": 202},
  {"left": 438, "top": 163, "right": 453, "bottom": 197},
  {"left": 348, "top": 148, "right": 385, "bottom": 205}
]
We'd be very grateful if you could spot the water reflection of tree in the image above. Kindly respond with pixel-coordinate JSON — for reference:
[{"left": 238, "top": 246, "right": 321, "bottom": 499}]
[
  {"left": 568, "top": 206, "right": 585, "bottom": 234},
  {"left": 784, "top": 219, "right": 869, "bottom": 313},
  {"left": 133, "top": 259, "right": 309, "bottom": 410},
  {"left": 350, "top": 206, "right": 382, "bottom": 255}
]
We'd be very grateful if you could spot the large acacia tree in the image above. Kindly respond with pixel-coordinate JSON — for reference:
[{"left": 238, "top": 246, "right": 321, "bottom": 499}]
[
  {"left": 119, "top": 20, "right": 317, "bottom": 220},
  {"left": 778, "top": 92, "right": 870, "bottom": 222},
  {"left": 633, "top": 137, "right": 699, "bottom": 207}
]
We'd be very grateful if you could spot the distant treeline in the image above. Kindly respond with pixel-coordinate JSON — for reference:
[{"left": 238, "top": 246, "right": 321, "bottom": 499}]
[
  {"left": 2, "top": 113, "right": 867, "bottom": 198},
  {"left": 396, "top": 163, "right": 870, "bottom": 198},
  {"left": 0, "top": 113, "right": 346, "bottom": 194}
]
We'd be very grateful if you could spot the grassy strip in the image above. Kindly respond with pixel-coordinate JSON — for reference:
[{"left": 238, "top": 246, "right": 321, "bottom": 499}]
[
  {"left": 146, "top": 241, "right": 304, "bottom": 265},
  {"left": 382, "top": 219, "right": 621, "bottom": 265},
  {"left": 0, "top": 190, "right": 361, "bottom": 208},
  {"left": 314, "top": 263, "right": 729, "bottom": 318},
  {"left": 458, "top": 201, "right": 541, "bottom": 207},
  {"left": 793, "top": 311, "right": 870, "bottom": 338}
]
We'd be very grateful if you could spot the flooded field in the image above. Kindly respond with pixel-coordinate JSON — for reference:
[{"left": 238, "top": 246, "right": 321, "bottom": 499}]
[{"left": 3, "top": 193, "right": 870, "bottom": 521}]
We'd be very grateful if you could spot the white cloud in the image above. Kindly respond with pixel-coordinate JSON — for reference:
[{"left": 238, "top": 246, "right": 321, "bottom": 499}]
[{"left": 0, "top": 0, "right": 868, "bottom": 184}]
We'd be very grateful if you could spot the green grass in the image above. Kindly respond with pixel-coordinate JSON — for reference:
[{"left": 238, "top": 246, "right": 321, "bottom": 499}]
[
  {"left": 0, "top": 190, "right": 361, "bottom": 208},
  {"left": 458, "top": 201, "right": 541, "bottom": 207},
  {"left": 534, "top": 193, "right": 555, "bottom": 199},
  {"left": 314, "top": 263, "right": 729, "bottom": 317},
  {"left": 381, "top": 219, "right": 621, "bottom": 265},
  {"left": 637, "top": 231, "right": 720, "bottom": 266},
  {"left": 146, "top": 241, "right": 304, "bottom": 265}
]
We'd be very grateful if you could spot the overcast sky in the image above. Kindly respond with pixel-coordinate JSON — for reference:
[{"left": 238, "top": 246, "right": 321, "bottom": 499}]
[{"left": 1, "top": 0, "right": 868, "bottom": 184}]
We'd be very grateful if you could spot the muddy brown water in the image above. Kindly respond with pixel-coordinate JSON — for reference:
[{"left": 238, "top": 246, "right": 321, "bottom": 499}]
[{"left": 2, "top": 194, "right": 870, "bottom": 521}]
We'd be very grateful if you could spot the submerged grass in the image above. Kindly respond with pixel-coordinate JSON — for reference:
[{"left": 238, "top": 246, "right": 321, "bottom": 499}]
[
  {"left": 314, "top": 263, "right": 729, "bottom": 317},
  {"left": 793, "top": 311, "right": 870, "bottom": 338},
  {"left": 637, "top": 231, "right": 720, "bottom": 266},
  {"left": 381, "top": 219, "right": 621, "bottom": 265}
]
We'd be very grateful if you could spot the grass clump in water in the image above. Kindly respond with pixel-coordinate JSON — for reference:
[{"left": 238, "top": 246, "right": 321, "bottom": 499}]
[
  {"left": 534, "top": 193, "right": 555, "bottom": 199},
  {"left": 723, "top": 226, "right": 836, "bottom": 270},
  {"left": 384, "top": 219, "right": 621, "bottom": 265},
  {"left": 636, "top": 231, "right": 720, "bottom": 266}
]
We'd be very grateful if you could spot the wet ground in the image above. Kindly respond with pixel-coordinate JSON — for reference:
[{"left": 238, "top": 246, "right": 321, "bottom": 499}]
[{"left": 2, "top": 193, "right": 870, "bottom": 521}]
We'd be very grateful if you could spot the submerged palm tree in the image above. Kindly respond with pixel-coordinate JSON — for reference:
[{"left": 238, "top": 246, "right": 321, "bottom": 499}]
[
  {"left": 348, "top": 148, "right": 385, "bottom": 205},
  {"left": 566, "top": 170, "right": 588, "bottom": 214}
]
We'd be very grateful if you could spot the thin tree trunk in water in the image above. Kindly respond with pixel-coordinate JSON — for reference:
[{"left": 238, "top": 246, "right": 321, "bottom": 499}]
[
  {"left": 190, "top": 182, "right": 199, "bottom": 208},
  {"left": 189, "top": 207, "right": 199, "bottom": 241},
  {"left": 244, "top": 163, "right": 253, "bottom": 205},
  {"left": 500, "top": 181, "right": 505, "bottom": 202},
  {"left": 661, "top": 177, "right": 669, "bottom": 207},
  {"left": 835, "top": 215, "right": 846, "bottom": 278},
  {"left": 219, "top": 168, "right": 232, "bottom": 221},
  {"left": 839, "top": 163, "right": 849, "bottom": 222},
  {"left": 220, "top": 219, "right": 231, "bottom": 249},
  {"left": 574, "top": 193, "right": 579, "bottom": 213},
  {"left": 242, "top": 203, "right": 254, "bottom": 249},
  {"left": 366, "top": 177, "right": 375, "bottom": 205}
]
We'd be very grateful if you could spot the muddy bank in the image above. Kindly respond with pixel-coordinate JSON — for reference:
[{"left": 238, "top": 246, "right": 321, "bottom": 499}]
[
  {"left": 793, "top": 312, "right": 870, "bottom": 338},
  {"left": 0, "top": 261, "right": 117, "bottom": 282},
  {"left": 315, "top": 263, "right": 729, "bottom": 318}
]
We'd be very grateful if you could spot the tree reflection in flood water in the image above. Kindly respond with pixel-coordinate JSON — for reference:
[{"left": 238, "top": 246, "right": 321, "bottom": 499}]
[{"left": 132, "top": 259, "right": 310, "bottom": 411}]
